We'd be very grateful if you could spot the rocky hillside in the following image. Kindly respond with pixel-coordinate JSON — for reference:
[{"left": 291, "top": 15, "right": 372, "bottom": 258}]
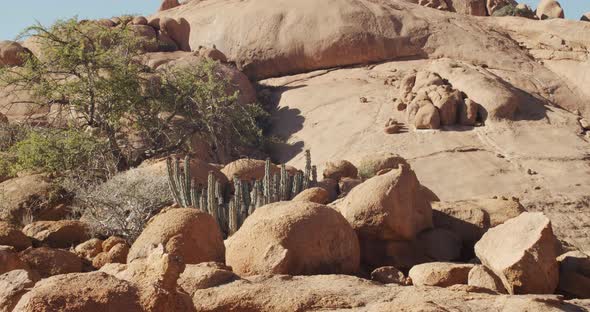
[{"left": 1, "top": 0, "right": 590, "bottom": 311}]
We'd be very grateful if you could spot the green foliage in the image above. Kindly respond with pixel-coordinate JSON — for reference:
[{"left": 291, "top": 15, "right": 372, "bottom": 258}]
[
  {"left": 492, "top": 4, "right": 534, "bottom": 18},
  {"left": 9, "top": 128, "right": 114, "bottom": 176},
  {"left": 0, "top": 18, "right": 268, "bottom": 169},
  {"left": 492, "top": 4, "right": 517, "bottom": 16},
  {"left": 167, "top": 151, "right": 317, "bottom": 237}
]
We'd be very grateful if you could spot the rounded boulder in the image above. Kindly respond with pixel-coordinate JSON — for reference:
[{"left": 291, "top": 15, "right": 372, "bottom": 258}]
[
  {"left": 128, "top": 208, "right": 225, "bottom": 264},
  {"left": 226, "top": 201, "right": 360, "bottom": 276}
]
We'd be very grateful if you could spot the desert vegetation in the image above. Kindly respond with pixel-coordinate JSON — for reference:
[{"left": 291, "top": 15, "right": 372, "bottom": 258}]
[{"left": 1, "top": 0, "right": 590, "bottom": 311}]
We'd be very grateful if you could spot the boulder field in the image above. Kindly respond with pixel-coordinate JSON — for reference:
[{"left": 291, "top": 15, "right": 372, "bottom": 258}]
[{"left": 1, "top": 0, "right": 590, "bottom": 311}]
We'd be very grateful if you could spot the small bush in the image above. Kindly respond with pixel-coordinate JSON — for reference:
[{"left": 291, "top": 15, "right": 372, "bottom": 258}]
[
  {"left": 69, "top": 167, "right": 172, "bottom": 242},
  {"left": 9, "top": 128, "right": 116, "bottom": 177}
]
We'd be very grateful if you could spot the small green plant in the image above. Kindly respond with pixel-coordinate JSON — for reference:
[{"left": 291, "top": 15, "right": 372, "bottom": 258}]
[
  {"left": 166, "top": 151, "right": 317, "bottom": 236},
  {"left": 9, "top": 128, "right": 115, "bottom": 177},
  {"left": 492, "top": 4, "right": 535, "bottom": 18}
]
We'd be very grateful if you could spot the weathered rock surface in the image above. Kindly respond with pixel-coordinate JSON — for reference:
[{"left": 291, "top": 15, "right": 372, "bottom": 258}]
[
  {"left": 536, "top": 0, "right": 564, "bottom": 20},
  {"left": 13, "top": 272, "right": 143, "bottom": 312},
  {"left": 409, "top": 262, "right": 475, "bottom": 287},
  {"left": 335, "top": 165, "right": 432, "bottom": 242},
  {"left": 371, "top": 266, "right": 407, "bottom": 285},
  {"left": 105, "top": 245, "right": 193, "bottom": 312},
  {"left": 0, "top": 222, "right": 31, "bottom": 251},
  {"left": 468, "top": 265, "right": 508, "bottom": 294},
  {"left": 474, "top": 212, "right": 560, "bottom": 294},
  {"left": 356, "top": 153, "right": 408, "bottom": 179},
  {"left": 292, "top": 187, "right": 330, "bottom": 204},
  {"left": 0, "top": 41, "right": 27, "bottom": 66},
  {"left": 178, "top": 262, "right": 240, "bottom": 296},
  {"left": 19, "top": 247, "right": 83, "bottom": 278},
  {"left": 93, "top": 243, "right": 129, "bottom": 269},
  {"left": 557, "top": 251, "right": 590, "bottom": 299},
  {"left": 74, "top": 238, "right": 103, "bottom": 260},
  {"left": 221, "top": 158, "right": 278, "bottom": 181},
  {"left": 23, "top": 220, "right": 90, "bottom": 248},
  {"left": 226, "top": 201, "right": 360, "bottom": 276},
  {"left": 432, "top": 197, "right": 525, "bottom": 244},
  {"left": 191, "top": 273, "right": 581, "bottom": 311},
  {"left": 128, "top": 208, "right": 225, "bottom": 264},
  {"left": 0, "top": 269, "right": 39, "bottom": 312},
  {"left": 0, "top": 174, "right": 69, "bottom": 224},
  {"left": 0, "top": 246, "right": 29, "bottom": 275},
  {"left": 323, "top": 160, "right": 358, "bottom": 181}
]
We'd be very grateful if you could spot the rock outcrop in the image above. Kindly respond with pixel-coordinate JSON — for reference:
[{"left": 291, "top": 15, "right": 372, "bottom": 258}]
[
  {"left": 536, "top": 0, "right": 564, "bottom": 20},
  {"left": 468, "top": 265, "right": 508, "bottom": 294},
  {"left": 19, "top": 247, "right": 83, "bottom": 278},
  {"left": 0, "top": 174, "right": 70, "bottom": 224},
  {"left": 191, "top": 273, "right": 580, "bottom": 311},
  {"left": 13, "top": 272, "right": 144, "bottom": 312},
  {"left": 128, "top": 208, "right": 225, "bottom": 264},
  {"left": 226, "top": 201, "right": 360, "bottom": 276},
  {"left": 0, "top": 41, "right": 27, "bottom": 67},
  {"left": 0, "top": 270, "right": 40, "bottom": 312},
  {"left": 178, "top": 262, "right": 240, "bottom": 296},
  {"left": 292, "top": 187, "right": 330, "bottom": 204},
  {"left": 0, "top": 222, "right": 31, "bottom": 251},
  {"left": 556, "top": 251, "right": 590, "bottom": 299},
  {"left": 22, "top": 220, "right": 90, "bottom": 248},
  {"left": 474, "top": 212, "right": 560, "bottom": 294},
  {"left": 0, "top": 246, "right": 29, "bottom": 275},
  {"left": 409, "top": 262, "right": 475, "bottom": 287}
]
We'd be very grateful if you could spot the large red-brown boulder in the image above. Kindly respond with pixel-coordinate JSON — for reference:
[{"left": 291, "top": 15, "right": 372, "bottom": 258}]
[
  {"left": 159, "top": 0, "right": 180, "bottom": 12},
  {"left": 292, "top": 187, "right": 330, "bottom": 204},
  {"left": 226, "top": 201, "right": 360, "bottom": 276},
  {"left": 0, "top": 174, "right": 70, "bottom": 224},
  {"left": 0, "top": 246, "right": 29, "bottom": 275},
  {"left": 536, "top": 0, "right": 564, "bottom": 20},
  {"left": 12, "top": 272, "right": 143, "bottom": 312},
  {"left": 409, "top": 262, "right": 475, "bottom": 287},
  {"left": 101, "top": 245, "right": 194, "bottom": 312},
  {"left": 323, "top": 160, "right": 358, "bottom": 181},
  {"left": 74, "top": 238, "right": 103, "bottom": 260},
  {"left": 22, "top": 220, "right": 90, "bottom": 248},
  {"left": 0, "top": 41, "right": 27, "bottom": 66},
  {"left": 221, "top": 158, "right": 279, "bottom": 181},
  {"left": 0, "top": 222, "right": 31, "bottom": 251},
  {"left": 335, "top": 165, "right": 432, "bottom": 241},
  {"left": 474, "top": 212, "right": 559, "bottom": 295},
  {"left": 357, "top": 153, "right": 408, "bottom": 179},
  {"left": 178, "top": 262, "right": 240, "bottom": 296},
  {"left": 128, "top": 208, "right": 225, "bottom": 264},
  {"left": 0, "top": 269, "right": 40, "bottom": 312},
  {"left": 432, "top": 198, "right": 525, "bottom": 245},
  {"left": 18, "top": 247, "right": 83, "bottom": 278},
  {"left": 557, "top": 251, "right": 590, "bottom": 299}
]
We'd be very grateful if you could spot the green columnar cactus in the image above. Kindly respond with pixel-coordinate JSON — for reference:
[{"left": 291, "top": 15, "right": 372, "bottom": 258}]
[
  {"left": 207, "top": 172, "right": 217, "bottom": 220},
  {"left": 167, "top": 152, "right": 315, "bottom": 237},
  {"left": 263, "top": 158, "right": 271, "bottom": 205},
  {"left": 303, "top": 150, "right": 311, "bottom": 189},
  {"left": 166, "top": 156, "right": 183, "bottom": 207},
  {"left": 228, "top": 198, "right": 238, "bottom": 235},
  {"left": 279, "top": 164, "right": 288, "bottom": 200},
  {"left": 292, "top": 171, "right": 303, "bottom": 196},
  {"left": 183, "top": 156, "right": 191, "bottom": 206}
]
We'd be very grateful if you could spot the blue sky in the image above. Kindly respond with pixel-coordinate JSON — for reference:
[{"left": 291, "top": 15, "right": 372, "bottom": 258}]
[
  {"left": 0, "top": 1, "right": 159, "bottom": 40},
  {"left": 0, "top": 1, "right": 589, "bottom": 40}
]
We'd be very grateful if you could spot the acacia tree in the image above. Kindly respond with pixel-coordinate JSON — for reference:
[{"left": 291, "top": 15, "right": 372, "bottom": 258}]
[{"left": 0, "top": 18, "right": 266, "bottom": 171}]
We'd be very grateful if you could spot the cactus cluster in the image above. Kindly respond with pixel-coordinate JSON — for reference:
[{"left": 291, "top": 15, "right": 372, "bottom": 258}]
[{"left": 166, "top": 151, "right": 317, "bottom": 237}]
